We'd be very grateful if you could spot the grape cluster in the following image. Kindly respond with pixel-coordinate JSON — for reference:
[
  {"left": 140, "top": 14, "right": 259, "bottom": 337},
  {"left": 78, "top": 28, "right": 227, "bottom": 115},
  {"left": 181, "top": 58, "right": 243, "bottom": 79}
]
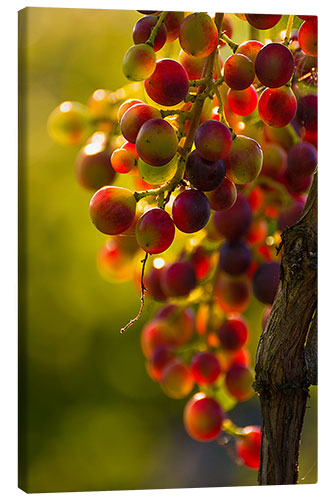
[{"left": 47, "top": 11, "right": 317, "bottom": 471}]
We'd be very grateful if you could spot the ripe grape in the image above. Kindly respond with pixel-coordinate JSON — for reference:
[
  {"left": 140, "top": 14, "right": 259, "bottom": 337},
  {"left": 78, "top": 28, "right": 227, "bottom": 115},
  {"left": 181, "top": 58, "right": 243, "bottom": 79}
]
[
  {"left": 136, "top": 118, "right": 178, "bottom": 166},
  {"left": 89, "top": 186, "right": 136, "bottom": 235},
  {"left": 213, "top": 192, "right": 253, "bottom": 240},
  {"left": 122, "top": 43, "right": 157, "bottom": 81},
  {"left": 236, "top": 426, "right": 261, "bottom": 469},
  {"left": 286, "top": 142, "right": 317, "bottom": 179},
  {"left": 135, "top": 207, "right": 175, "bottom": 254},
  {"left": 225, "top": 135, "right": 263, "bottom": 184},
  {"left": 164, "top": 12, "right": 184, "bottom": 42},
  {"left": 155, "top": 304, "right": 194, "bottom": 345},
  {"left": 206, "top": 178, "right": 237, "bottom": 211},
  {"left": 75, "top": 143, "right": 116, "bottom": 190},
  {"left": 218, "top": 317, "right": 248, "bottom": 351},
  {"left": 223, "top": 54, "right": 254, "bottom": 90},
  {"left": 140, "top": 319, "right": 177, "bottom": 358},
  {"left": 227, "top": 86, "right": 258, "bottom": 116},
  {"left": 120, "top": 103, "right": 160, "bottom": 143},
  {"left": 144, "top": 59, "right": 189, "bottom": 106},
  {"left": 186, "top": 149, "right": 226, "bottom": 192},
  {"left": 194, "top": 120, "right": 233, "bottom": 161},
  {"left": 225, "top": 364, "right": 254, "bottom": 401},
  {"left": 191, "top": 352, "right": 222, "bottom": 385},
  {"left": 161, "top": 360, "right": 194, "bottom": 399},
  {"left": 245, "top": 14, "right": 282, "bottom": 30},
  {"left": 161, "top": 261, "right": 197, "bottom": 297},
  {"left": 255, "top": 43, "right": 295, "bottom": 88},
  {"left": 261, "top": 143, "right": 287, "bottom": 178},
  {"left": 172, "top": 189, "right": 211, "bottom": 233},
  {"left": 117, "top": 98, "right": 143, "bottom": 122},
  {"left": 149, "top": 345, "right": 175, "bottom": 381},
  {"left": 258, "top": 87, "right": 297, "bottom": 128},
  {"left": 216, "top": 275, "right": 251, "bottom": 313},
  {"left": 296, "top": 93, "right": 317, "bottom": 132},
  {"left": 252, "top": 261, "right": 280, "bottom": 304},
  {"left": 190, "top": 246, "right": 213, "bottom": 281},
  {"left": 145, "top": 267, "right": 168, "bottom": 301},
  {"left": 132, "top": 15, "right": 167, "bottom": 52},
  {"left": 219, "top": 240, "right": 252, "bottom": 276},
  {"left": 184, "top": 395, "right": 225, "bottom": 441},
  {"left": 179, "top": 50, "right": 223, "bottom": 80},
  {"left": 111, "top": 148, "right": 135, "bottom": 173},
  {"left": 298, "top": 19, "right": 318, "bottom": 57},
  {"left": 179, "top": 12, "right": 218, "bottom": 58}
]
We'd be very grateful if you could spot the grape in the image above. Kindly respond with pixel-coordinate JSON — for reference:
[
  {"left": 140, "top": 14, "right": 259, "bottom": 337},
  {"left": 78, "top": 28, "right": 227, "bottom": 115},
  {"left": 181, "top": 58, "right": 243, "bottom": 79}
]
[
  {"left": 246, "top": 219, "right": 268, "bottom": 245},
  {"left": 236, "top": 426, "right": 261, "bottom": 469},
  {"left": 161, "top": 261, "right": 197, "bottom": 297},
  {"left": 47, "top": 101, "right": 91, "bottom": 146},
  {"left": 194, "top": 120, "right": 233, "bottom": 161},
  {"left": 252, "top": 261, "right": 280, "bottom": 304},
  {"left": 120, "top": 103, "right": 161, "bottom": 143},
  {"left": 149, "top": 345, "right": 175, "bottom": 381},
  {"left": 227, "top": 86, "right": 258, "bottom": 116},
  {"left": 179, "top": 50, "right": 223, "bottom": 82},
  {"left": 138, "top": 156, "right": 177, "bottom": 185},
  {"left": 263, "top": 124, "right": 295, "bottom": 151},
  {"left": 137, "top": 10, "right": 160, "bottom": 15},
  {"left": 89, "top": 186, "right": 136, "bottom": 235},
  {"left": 286, "top": 142, "right": 317, "bottom": 179},
  {"left": 258, "top": 87, "right": 297, "bottom": 128},
  {"left": 111, "top": 148, "right": 135, "bottom": 174},
  {"left": 186, "top": 149, "right": 226, "bottom": 192},
  {"left": 172, "top": 189, "right": 211, "bottom": 233},
  {"left": 121, "top": 141, "right": 139, "bottom": 160},
  {"left": 184, "top": 395, "right": 225, "bottom": 441},
  {"left": 225, "top": 364, "right": 254, "bottom": 401},
  {"left": 223, "top": 54, "right": 254, "bottom": 90},
  {"left": 255, "top": 43, "right": 295, "bottom": 88},
  {"left": 216, "top": 275, "right": 251, "bottom": 313},
  {"left": 218, "top": 317, "right": 248, "bottom": 351},
  {"left": 136, "top": 118, "right": 178, "bottom": 166},
  {"left": 298, "top": 19, "right": 318, "bottom": 57},
  {"left": 214, "top": 192, "right": 252, "bottom": 240},
  {"left": 236, "top": 40, "right": 263, "bottom": 64},
  {"left": 191, "top": 352, "right": 222, "bottom": 385},
  {"left": 161, "top": 360, "right": 194, "bottom": 399},
  {"left": 140, "top": 319, "right": 177, "bottom": 358},
  {"left": 97, "top": 236, "right": 137, "bottom": 283},
  {"left": 155, "top": 304, "right": 194, "bottom": 345},
  {"left": 135, "top": 207, "right": 175, "bottom": 254},
  {"left": 145, "top": 267, "right": 168, "bottom": 301},
  {"left": 284, "top": 170, "right": 313, "bottom": 194},
  {"left": 296, "top": 93, "right": 317, "bottom": 132},
  {"left": 206, "top": 178, "right": 237, "bottom": 211},
  {"left": 144, "top": 59, "right": 189, "bottom": 106},
  {"left": 190, "top": 246, "right": 213, "bottom": 281},
  {"left": 164, "top": 12, "right": 184, "bottom": 42},
  {"left": 75, "top": 143, "right": 116, "bottom": 190},
  {"left": 278, "top": 199, "right": 305, "bottom": 231},
  {"left": 245, "top": 14, "right": 282, "bottom": 30},
  {"left": 219, "top": 240, "right": 252, "bottom": 276},
  {"left": 225, "top": 135, "right": 263, "bottom": 184},
  {"left": 179, "top": 12, "right": 218, "bottom": 58},
  {"left": 261, "top": 143, "right": 287, "bottom": 178},
  {"left": 122, "top": 43, "right": 157, "bottom": 81},
  {"left": 117, "top": 98, "right": 143, "bottom": 122},
  {"left": 133, "top": 15, "right": 167, "bottom": 52}
]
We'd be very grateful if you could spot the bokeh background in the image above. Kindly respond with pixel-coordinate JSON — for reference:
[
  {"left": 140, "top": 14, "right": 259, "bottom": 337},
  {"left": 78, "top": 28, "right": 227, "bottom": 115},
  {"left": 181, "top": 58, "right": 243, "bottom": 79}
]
[{"left": 18, "top": 7, "right": 317, "bottom": 493}]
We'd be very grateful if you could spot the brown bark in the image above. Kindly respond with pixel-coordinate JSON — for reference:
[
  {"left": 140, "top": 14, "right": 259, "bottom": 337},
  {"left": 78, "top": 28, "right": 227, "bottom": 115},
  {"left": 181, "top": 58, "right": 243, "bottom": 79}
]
[{"left": 254, "top": 173, "right": 317, "bottom": 485}]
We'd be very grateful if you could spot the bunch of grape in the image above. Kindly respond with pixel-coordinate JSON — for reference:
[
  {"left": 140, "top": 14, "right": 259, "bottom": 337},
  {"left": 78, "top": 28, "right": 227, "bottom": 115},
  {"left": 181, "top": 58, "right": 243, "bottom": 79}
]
[{"left": 48, "top": 11, "right": 317, "bottom": 470}]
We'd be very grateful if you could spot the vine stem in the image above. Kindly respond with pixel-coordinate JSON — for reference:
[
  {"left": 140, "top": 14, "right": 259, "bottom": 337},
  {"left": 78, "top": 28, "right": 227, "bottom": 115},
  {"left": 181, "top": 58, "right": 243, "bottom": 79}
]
[
  {"left": 219, "top": 33, "right": 239, "bottom": 53},
  {"left": 120, "top": 252, "right": 149, "bottom": 333},
  {"left": 146, "top": 11, "right": 168, "bottom": 47}
]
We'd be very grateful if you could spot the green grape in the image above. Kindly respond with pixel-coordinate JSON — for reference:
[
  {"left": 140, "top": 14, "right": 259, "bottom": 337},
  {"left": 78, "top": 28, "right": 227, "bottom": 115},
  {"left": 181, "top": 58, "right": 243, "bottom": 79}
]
[
  {"left": 138, "top": 156, "right": 178, "bottom": 185},
  {"left": 47, "top": 101, "right": 91, "bottom": 146}
]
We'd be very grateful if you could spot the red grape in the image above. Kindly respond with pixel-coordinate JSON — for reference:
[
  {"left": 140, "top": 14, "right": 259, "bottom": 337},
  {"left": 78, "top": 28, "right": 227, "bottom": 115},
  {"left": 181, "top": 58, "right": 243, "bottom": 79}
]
[
  {"left": 258, "top": 87, "right": 297, "bottom": 128},
  {"left": 135, "top": 207, "right": 175, "bottom": 254},
  {"left": 144, "top": 59, "right": 189, "bottom": 106},
  {"left": 255, "top": 43, "right": 295, "bottom": 88},
  {"left": 172, "top": 189, "right": 211, "bottom": 233},
  {"left": 89, "top": 186, "right": 136, "bottom": 235},
  {"left": 184, "top": 394, "right": 225, "bottom": 441}
]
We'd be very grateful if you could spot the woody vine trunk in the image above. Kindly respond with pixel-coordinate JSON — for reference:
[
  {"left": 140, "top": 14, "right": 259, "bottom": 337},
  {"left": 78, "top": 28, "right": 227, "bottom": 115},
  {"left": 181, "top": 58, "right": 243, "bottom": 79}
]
[{"left": 254, "top": 173, "right": 317, "bottom": 485}]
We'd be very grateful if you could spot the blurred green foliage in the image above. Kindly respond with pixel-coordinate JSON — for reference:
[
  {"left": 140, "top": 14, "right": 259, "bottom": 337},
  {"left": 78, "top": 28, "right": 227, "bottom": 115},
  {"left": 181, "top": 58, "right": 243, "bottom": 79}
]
[{"left": 18, "top": 7, "right": 317, "bottom": 492}]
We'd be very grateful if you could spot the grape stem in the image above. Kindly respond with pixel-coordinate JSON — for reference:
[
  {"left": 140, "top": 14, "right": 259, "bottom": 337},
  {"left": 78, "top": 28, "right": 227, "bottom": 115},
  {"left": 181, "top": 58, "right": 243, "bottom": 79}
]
[
  {"left": 145, "top": 11, "right": 168, "bottom": 48},
  {"left": 120, "top": 252, "right": 149, "bottom": 333},
  {"left": 283, "top": 15, "right": 295, "bottom": 46},
  {"left": 219, "top": 32, "right": 239, "bottom": 53}
]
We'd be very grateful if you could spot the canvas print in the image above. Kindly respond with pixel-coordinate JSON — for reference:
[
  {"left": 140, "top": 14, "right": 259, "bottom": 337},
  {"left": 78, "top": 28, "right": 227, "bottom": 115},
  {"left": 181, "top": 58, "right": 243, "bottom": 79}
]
[{"left": 18, "top": 7, "right": 318, "bottom": 492}]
